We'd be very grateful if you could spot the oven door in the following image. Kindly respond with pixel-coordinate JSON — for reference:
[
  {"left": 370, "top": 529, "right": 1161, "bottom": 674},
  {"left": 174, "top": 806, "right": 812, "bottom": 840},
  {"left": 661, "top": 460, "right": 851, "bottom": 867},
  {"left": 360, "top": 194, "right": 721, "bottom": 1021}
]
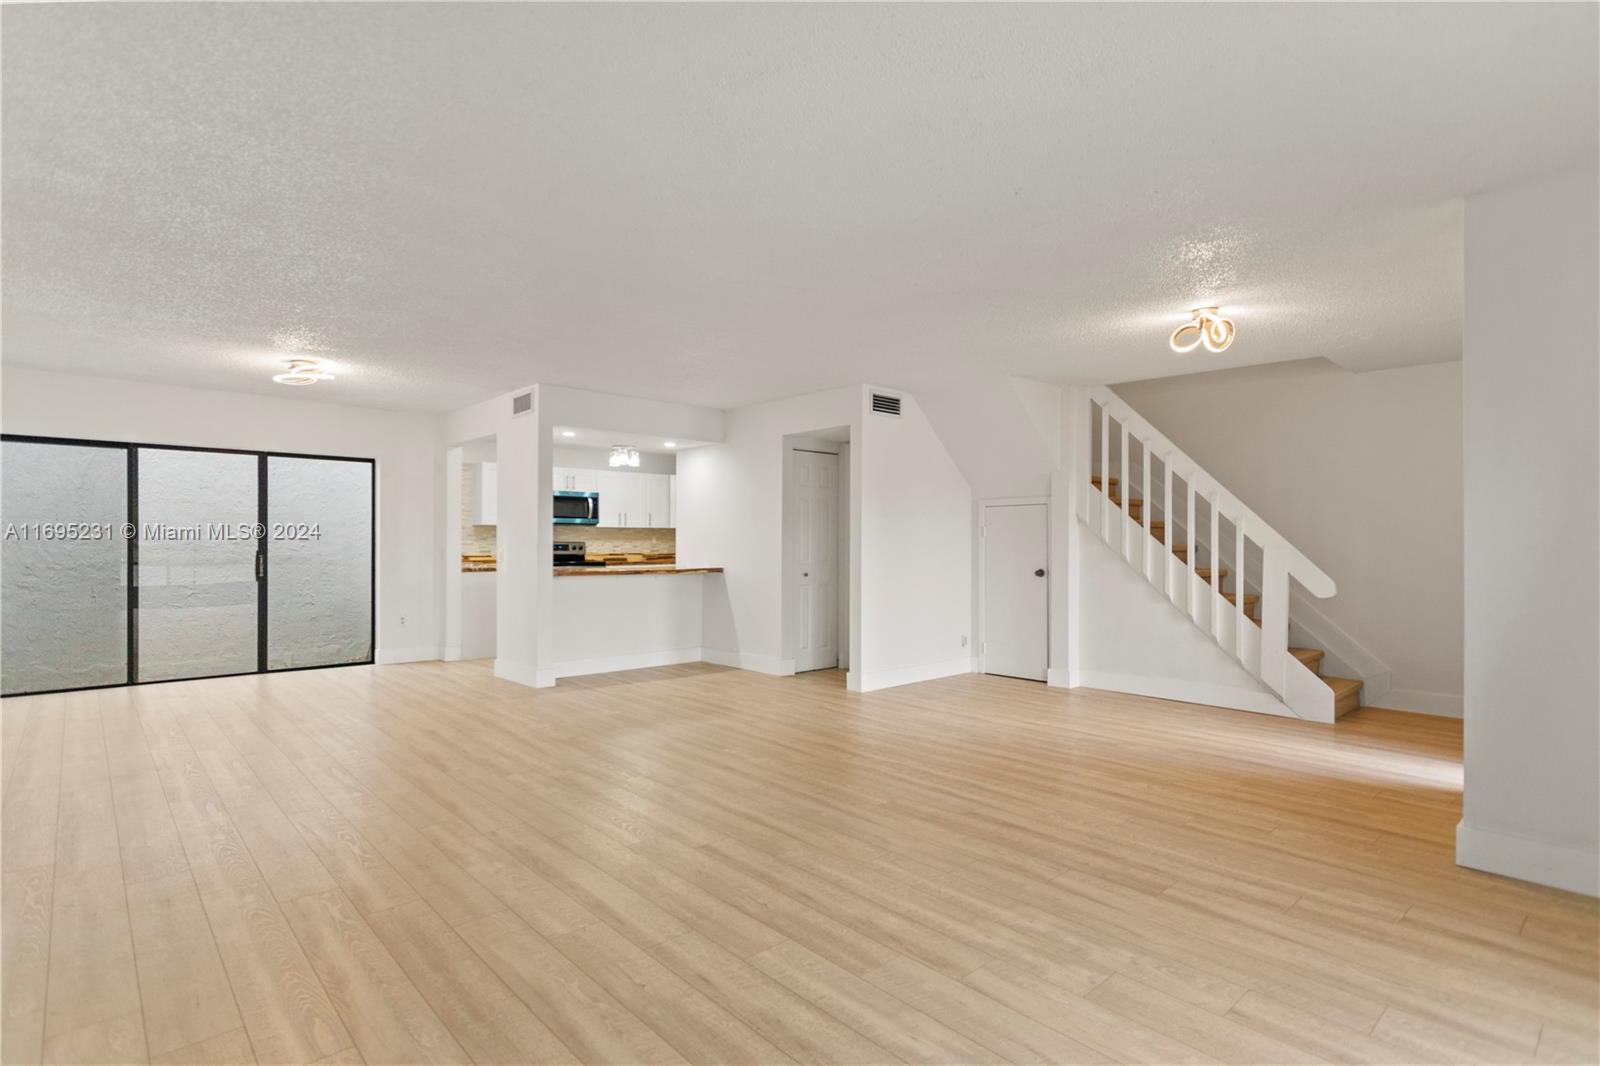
[{"left": 553, "top": 491, "right": 599, "bottom": 525}]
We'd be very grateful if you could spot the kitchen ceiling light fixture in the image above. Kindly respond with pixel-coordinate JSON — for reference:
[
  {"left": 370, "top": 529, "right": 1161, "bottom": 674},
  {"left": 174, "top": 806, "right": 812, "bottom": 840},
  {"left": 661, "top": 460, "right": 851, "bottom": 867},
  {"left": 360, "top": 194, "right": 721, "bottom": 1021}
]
[
  {"left": 271, "top": 358, "right": 334, "bottom": 385},
  {"left": 608, "top": 445, "right": 641, "bottom": 468},
  {"left": 663, "top": 441, "right": 677, "bottom": 448},
  {"left": 1169, "top": 307, "right": 1236, "bottom": 354},
  {"left": 561, "top": 430, "right": 576, "bottom": 437}
]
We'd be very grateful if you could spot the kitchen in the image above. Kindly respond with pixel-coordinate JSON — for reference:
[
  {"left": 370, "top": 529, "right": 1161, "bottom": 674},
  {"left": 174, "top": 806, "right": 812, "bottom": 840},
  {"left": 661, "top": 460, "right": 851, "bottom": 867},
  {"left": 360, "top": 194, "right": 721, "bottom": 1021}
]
[{"left": 459, "top": 425, "right": 722, "bottom": 678}]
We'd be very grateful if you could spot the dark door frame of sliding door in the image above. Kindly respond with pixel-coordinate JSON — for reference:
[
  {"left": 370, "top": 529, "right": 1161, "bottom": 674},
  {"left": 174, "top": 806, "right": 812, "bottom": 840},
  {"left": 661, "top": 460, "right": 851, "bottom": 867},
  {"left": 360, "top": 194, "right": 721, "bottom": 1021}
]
[{"left": 1, "top": 433, "right": 376, "bottom": 697}]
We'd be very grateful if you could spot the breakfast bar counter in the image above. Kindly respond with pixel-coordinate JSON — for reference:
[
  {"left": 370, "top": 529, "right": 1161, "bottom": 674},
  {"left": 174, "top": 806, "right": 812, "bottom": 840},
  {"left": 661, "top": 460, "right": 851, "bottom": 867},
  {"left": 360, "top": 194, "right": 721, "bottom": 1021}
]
[
  {"left": 553, "top": 565, "right": 724, "bottom": 576},
  {"left": 550, "top": 565, "right": 722, "bottom": 679}
]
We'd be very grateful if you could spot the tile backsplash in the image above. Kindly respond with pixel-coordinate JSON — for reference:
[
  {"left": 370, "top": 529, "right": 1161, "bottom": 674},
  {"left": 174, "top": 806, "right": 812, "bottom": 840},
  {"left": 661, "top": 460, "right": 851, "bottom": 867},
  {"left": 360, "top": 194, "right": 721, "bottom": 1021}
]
[
  {"left": 555, "top": 526, "right": 675, "bottom": 556},
  {"left": 461, "top": 463, "right": 498, "bottom": 556}
]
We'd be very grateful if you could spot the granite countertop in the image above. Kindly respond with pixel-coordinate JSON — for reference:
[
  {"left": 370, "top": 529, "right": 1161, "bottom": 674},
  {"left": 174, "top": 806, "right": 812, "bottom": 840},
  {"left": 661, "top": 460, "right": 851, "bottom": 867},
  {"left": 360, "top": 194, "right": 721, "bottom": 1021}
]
[{"left": 553, "top": 565, "right": 724, "bottom": 576}]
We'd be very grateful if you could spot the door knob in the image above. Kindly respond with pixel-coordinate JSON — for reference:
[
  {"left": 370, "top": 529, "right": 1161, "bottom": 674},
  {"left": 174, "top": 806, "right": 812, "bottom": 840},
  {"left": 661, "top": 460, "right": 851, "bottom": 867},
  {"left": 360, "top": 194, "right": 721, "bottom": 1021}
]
[{"left": 1034, "top": 568, "right": 1046, "bottom": 577}]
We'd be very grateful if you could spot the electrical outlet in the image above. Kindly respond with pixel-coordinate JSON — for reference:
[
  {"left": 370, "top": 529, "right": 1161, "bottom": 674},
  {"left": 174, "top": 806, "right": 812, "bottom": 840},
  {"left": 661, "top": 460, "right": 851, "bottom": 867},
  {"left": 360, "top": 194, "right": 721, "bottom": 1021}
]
[{"left": 399, "top": 615, "right": 407, "bottom": 626}]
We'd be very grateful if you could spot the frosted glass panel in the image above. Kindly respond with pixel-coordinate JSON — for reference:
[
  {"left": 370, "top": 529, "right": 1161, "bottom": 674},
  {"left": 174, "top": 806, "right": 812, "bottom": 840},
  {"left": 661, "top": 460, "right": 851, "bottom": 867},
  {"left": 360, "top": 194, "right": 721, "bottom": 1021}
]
[
  {"left": 267, "top": 457, "right": 372, "bottom": 669},
  {"left": 137, "top": 449, "right": 259, "bottom": 682},
  {"left": 1, "top": 441, "right": 129, "bottom": 695}
]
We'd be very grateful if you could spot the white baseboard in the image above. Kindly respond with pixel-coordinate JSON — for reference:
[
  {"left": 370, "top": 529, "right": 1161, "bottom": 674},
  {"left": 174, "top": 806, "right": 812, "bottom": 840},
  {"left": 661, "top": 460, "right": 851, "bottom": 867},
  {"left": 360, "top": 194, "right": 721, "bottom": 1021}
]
[
  {"left": 375, "top": 645, "right": 440, "bottom": 665},
  {"left": 850, "top": 656, "right": 974, "bottom": 693},
  {"left": 551, "top": 647, "right": 704, "bottom": 680},
  {"left": 493, "top": 657, "right": 551, "bottom": 689},
  {"left": 440, "top": 644, "right": 463, "bottom": 663},
  {"left": 1073, "top": 670, "right": 1295, "bottom": 719},
  {"left": 702, "top": 648, "right": 796, "bottom": 676},
  {"left": 1457, "top": 820, "right": 1599, "bottom": 897},
  {"left": 1366, "top": 687, "right": 1463, "bottom": 718},
  {"left": 1046, "top": 667, "right": 1074, "bottom": 688}
]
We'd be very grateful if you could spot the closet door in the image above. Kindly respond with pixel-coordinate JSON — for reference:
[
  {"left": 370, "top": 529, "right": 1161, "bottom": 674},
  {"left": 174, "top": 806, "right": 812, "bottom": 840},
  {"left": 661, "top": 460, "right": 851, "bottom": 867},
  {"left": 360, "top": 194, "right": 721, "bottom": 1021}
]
[{"left": 266, "top": 456, "right": 374, "bottom": 669}]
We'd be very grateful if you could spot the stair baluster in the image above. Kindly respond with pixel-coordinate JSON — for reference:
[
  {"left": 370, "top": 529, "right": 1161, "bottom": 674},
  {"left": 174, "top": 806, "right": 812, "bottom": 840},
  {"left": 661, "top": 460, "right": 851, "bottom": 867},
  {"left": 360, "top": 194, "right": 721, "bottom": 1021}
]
[{"left": 1084, "top": 387, "right": 1344, "bottom": 722}]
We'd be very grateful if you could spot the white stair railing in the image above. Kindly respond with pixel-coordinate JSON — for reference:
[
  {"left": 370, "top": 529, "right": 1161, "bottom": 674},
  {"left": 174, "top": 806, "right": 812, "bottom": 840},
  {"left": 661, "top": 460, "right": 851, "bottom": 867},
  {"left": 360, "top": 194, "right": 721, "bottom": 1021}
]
[{"left": 1084, "top": 386, "right": 1338, "bottom": 722}]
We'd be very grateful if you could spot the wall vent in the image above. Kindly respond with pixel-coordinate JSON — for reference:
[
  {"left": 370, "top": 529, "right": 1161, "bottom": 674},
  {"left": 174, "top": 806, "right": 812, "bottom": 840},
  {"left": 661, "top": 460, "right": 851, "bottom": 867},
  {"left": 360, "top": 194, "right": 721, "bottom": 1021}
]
[
  {"left": 510, "top": 391, "right": 534, "bottom": 417},
  {"left": 870, "top": 392, "right": 902, "bottom": 417}
]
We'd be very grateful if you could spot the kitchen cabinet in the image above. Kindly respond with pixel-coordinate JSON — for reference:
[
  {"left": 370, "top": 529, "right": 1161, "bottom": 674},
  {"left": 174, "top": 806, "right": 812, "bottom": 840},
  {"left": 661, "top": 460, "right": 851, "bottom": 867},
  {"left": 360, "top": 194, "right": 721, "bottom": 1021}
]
[
  {"left": 598, "top": 470, "right": 643, "bottom": 527},
  {"left": 471, "top": 462, "right": 497, "bottom": 524},
  {"left": 563, "top": 467, "right": 676, "bottom": 528},
  {"left": 553, "top": 467, "right": 598, "bottom": 493},
  {"left": 641, "top": 473, "right": 671, "bottom": 528}
]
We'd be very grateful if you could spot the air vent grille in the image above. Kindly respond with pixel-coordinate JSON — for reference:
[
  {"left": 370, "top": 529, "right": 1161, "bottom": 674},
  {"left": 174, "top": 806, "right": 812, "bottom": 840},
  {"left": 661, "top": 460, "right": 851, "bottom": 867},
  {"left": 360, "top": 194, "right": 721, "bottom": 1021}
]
[
  {"left": 870, "top": 392, "right": 902, "bottom": 416},
  {"left": 511, "top": 392, "right": 533, "bottom": 416}
]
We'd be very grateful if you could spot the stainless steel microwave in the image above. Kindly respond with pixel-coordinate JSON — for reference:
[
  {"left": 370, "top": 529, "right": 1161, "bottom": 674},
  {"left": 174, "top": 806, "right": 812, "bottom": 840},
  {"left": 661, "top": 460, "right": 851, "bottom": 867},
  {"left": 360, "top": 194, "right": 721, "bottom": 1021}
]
[{"left": 553, "top": 490, "right": 599, "bottom": 525}]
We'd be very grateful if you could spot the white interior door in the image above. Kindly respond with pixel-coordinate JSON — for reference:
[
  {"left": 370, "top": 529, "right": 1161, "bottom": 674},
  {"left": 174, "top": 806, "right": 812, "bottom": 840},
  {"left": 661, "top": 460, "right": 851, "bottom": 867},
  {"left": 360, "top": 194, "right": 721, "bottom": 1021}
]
[
  {"left": 982, "top": 502, "right": 1048, "bottom": 681},
  {"left": 790, "top": 449, "right": 840, "bottom": 672}
]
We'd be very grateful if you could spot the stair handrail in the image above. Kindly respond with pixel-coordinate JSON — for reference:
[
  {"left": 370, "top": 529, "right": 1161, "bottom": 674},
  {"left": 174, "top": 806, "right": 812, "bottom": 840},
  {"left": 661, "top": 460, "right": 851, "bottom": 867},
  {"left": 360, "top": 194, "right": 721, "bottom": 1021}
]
[{"left": 1086, "top": 386, "right": 1336, "bottom": 599}]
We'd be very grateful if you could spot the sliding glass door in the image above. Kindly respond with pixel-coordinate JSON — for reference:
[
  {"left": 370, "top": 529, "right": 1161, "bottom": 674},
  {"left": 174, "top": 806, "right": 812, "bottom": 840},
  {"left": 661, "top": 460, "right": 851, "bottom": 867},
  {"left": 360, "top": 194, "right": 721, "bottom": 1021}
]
[
  {"left": 267, "top": 456, "right": 374, "bottom": 669},
  {"left": 0, "top": 439, "right": 130, "bottom": 693},
  {"left": 0, "top": 436, "right": 373, "bottom": 696},
  {"left": 136, "top": 448, "right": 261, "bottom": 682}
]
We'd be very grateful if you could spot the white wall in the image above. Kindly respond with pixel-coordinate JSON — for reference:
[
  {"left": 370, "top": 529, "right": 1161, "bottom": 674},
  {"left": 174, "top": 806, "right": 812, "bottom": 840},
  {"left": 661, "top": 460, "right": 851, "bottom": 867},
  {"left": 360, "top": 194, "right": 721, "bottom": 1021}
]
[
  {"left": 1458, "top": 163, "right": 1600, "bottom": 896},
  {"left": 552, "top": 444, "right": 676, "bottom": 474},
  {"left": 854, "top": 389, "right": 973, "bottom": 690},
  {"left": 2, "top": 367, "right": 442, "bottom": 664},
  {"left": 442, "top": 385, "right": 543, "bottom": 685},
  {"left": 678, "top": 387, "right": 861, "bottom": 675},
  {"left": 1111, "top": 358, "right": 1464, "bottom": 715},
  {"left": 678, "top": 384, "right": 971, "bottom": 690}
]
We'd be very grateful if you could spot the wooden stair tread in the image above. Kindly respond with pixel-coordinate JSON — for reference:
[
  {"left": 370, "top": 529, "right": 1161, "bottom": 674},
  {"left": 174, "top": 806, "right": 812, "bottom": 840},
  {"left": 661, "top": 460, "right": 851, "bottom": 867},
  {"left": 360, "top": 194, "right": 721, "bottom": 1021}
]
[
  {"left": 1290, "top": 646, "right": 1325, "bottom": 670},
  {"left": 1323, "top": 675, "right": 1364, "bottom": 719},
  {"left": 1093, "top": 476, "right": 1356, "bottom": 719}
]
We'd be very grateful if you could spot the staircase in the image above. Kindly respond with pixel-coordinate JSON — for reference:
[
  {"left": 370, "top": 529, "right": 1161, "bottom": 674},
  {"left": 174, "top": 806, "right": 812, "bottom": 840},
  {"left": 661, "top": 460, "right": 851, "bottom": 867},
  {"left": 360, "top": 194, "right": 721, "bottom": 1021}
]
[{"left": 1084, "top": 388, "right": 1360, "bottom": 722}]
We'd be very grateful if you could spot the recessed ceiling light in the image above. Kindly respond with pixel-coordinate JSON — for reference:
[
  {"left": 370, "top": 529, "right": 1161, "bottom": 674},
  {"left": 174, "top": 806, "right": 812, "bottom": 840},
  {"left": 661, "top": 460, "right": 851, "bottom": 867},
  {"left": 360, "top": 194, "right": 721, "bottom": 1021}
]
[
  {"left": 1170, "top": 308, "right": 1235, "bottom": 354},
  {"left": 663, "top": 441, "right": 676, "bottom": 448},
  {"left": 561, "top": 430, "right": 576, "bottom": 438},
  {"left": 272, "top": 358, "right": 334, "bottom": 385}
]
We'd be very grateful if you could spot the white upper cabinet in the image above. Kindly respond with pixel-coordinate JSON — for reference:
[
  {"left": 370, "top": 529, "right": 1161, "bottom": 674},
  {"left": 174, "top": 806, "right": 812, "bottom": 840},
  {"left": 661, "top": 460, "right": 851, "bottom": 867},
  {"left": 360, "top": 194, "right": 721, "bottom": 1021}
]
[
  {"left": 561, "top": 466, "right": 676, "bottom": 528},
  {"left": 471, "top": 462, "right": 498, "bottom": 525},
  {"left": 553, "top": 467, "right": 599, "bottom": 493},
  {"left": 598, "top": 470, "right": 642, "bottom": 527},
  {"left": 641, "top": 473, "right": 671, "bottom": 528}
]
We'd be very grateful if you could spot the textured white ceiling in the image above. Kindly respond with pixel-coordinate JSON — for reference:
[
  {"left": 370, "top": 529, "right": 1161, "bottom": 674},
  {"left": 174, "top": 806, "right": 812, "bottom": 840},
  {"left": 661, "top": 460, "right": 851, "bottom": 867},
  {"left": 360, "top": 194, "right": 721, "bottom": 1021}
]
[{"left": 3, "top": 3, "right": 1595, "bottom": 412}]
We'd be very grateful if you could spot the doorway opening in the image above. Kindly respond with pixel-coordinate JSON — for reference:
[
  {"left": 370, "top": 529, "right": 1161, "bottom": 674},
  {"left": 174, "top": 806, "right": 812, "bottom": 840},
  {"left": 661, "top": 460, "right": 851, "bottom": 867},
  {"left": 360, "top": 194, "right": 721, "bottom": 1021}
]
[{"left": 783, "top": 428, "right": 851, "bottom": 678}]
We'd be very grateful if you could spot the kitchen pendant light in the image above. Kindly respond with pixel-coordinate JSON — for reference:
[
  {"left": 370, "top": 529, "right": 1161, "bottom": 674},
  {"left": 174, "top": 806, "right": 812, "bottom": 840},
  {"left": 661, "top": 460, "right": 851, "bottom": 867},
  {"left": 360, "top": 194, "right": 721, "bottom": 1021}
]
[{"left": 608, "top": 445, "right": 640, "bottom": 468}]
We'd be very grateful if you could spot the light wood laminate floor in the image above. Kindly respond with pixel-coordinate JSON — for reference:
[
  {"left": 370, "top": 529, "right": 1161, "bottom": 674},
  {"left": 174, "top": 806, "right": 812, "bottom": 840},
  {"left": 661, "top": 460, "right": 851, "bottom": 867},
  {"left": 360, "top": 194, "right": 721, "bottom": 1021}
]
[{"left": 3, "top": 662, "right": 1596, "bottom": 1065}]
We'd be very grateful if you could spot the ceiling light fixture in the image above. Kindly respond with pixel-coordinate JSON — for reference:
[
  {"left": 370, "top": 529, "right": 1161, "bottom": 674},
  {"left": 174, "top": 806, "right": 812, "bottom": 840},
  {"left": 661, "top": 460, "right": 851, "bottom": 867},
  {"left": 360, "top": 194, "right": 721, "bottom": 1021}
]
[
  {"left": 1169, "top": 307, "right": 1236, "bottom": 354},
  {"left": 272, "top": 358, "right": 335, "bottom": 386},
  {"left": 608, "top": 445, "right": 641, "bottom": 468},
  {"left": 561, "top": 430, "right": 576, "bottom": 438},
  {"left": 663, "top": 441, "right": 676, "bottom": 448}
]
